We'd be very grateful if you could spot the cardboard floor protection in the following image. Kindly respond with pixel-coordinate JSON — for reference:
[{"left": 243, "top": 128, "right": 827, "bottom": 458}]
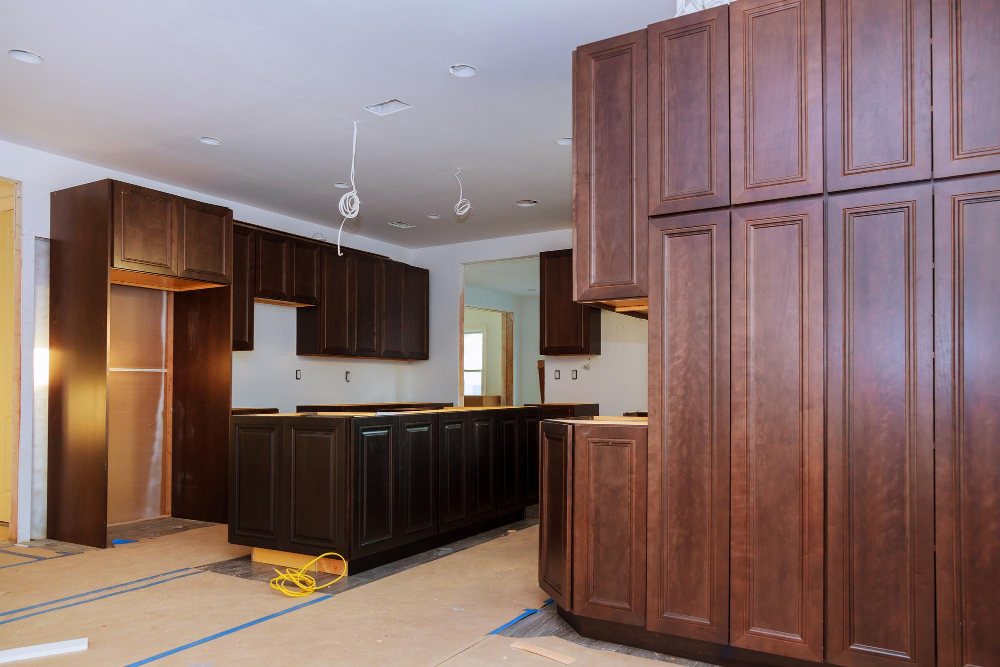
[{"left": 443, "top": 635, "right": 677, "bottom": 666}]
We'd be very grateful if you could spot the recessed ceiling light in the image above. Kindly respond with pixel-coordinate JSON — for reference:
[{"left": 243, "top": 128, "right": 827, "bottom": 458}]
[
  {"left": 388, "top": 221, "right": 415, "bottom": 229},
  {"left": 364, "top": 99, "right": 412, "bottom": 116},
  {"left": 199, "top": 136, "right": 222, "bottom": 146},
  {"left": 426, "top": 214, "right": 442, "bottom": 220},
  {"left": 8, "top": 49, "right": 43, "bottom": 64},
  {"left": 449, "top": 64, "right": 477, "bottom": 78},
  {"left": 333, "top": 182, "right": 351, "bottom": 189},
  {"left": 515, "top": 199, "right": 539, "bottom": 207},
  {"left": 555, "top": 137, "right": 572, "bottom": 146}
]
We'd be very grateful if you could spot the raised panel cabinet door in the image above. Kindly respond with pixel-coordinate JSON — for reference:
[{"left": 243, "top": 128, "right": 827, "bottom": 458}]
[
  {"left": 647, "top": 7, "right": 729, "bottom": 215},
  {"left": 350, "top": 252, "right": 380, "bottom": 357},
  {"left": 255, "top": 231, "right": 292, "bottom": 301},
  {"left": 932, "top": 0, "right": 1000, "bottom": 178},
  {"left": 290, "top": 239, "right": 321, "bottom": 305},
  {"left": 826, "top": 184, "right": 935, "bottom": 667},
  {"left": 379, "top": 259, "right": 406, "bottom": 359},
  {"left": 320, "top": 247, "right": 351, "bottom": 355},
  {"left": 730, "top": 198, "right": 824, "bottom": 662},
  {"left": 730, "top": 0, "right": 823, "bottom": 204},
  {"left": 647, "top": 210, "right": 730, "bottom": 643},
  {"left": 403, "top": 265, "right": 430, "bottom": 360},
  {"left": 496, "top": 413, "right": 520, "bottom": 512},
  {"left": 538, "top": 420, "right": 574, "bottom": 609},
  {"left": 825, "top": 0, "right": 931, "bottom": 192},
  {"left": 934, "top": 174, "right": 1000, "bottom": 667},
  {"left": 177, "top": 198, "right": 232, "bottom": 283},
  {"left": 521, "top": 409, "right": 542, "bottom": 505},
  {"left": 397, "top": 414, "right": 438, "bottom": 543},
  {"left": 113, "top": 182, "right": 178, "bottom": 276},
  {"left": 468, "top": 412, "right": 497, "bottom": 521},
  {"left": 283, "top": 418, "right": 349, "bottom": 555},
  {"left": 438, "top": 415, "right": 469, "bottom": 530},
  {"left": 229, "top": 419, "right": 281, "bottom": 548},
  {"left": 232, "top": 225, "right": 255, "bottom": 351},
  {"left": 572, "top": 423, "right": 647, "bottom": 626},
  {"left": 540, "top": 250, "right": 602, "bottom": 355},
  {"left": 573, "top": 30, "right": 649, "bottom": 301},
  {"left": 352, "top": 418, "right": 397, "bottom": 557}
]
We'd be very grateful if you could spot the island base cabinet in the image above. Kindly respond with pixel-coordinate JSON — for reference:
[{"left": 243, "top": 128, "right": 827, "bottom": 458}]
[{"left": 538, "top": 420, "right": 574, "bottom": 609}]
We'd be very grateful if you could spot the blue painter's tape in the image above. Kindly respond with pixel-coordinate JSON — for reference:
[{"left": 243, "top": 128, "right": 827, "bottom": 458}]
[
  {"left": 0, "top": 547, "right": 47, "bottom": 561},
  {"left": 0, "top": 570, "right": 203, "bottom": 627},
  {"left": 488, "top": 608, "right": 541, "bottom": 635},
  {"left": 0, "top": 553, "right": 74, "bottom": 571},
  {"left": 113, "top": 539, "right": 139, "bottom": 545},
  {"left": 0, "top": 567, "right": 195, "bottom": 618},
  {"left": 544, "top": 598, "right": 553, "bottom": 604},
  {"left": 126, "top": 594, "right": 334, "bottom": 666}
]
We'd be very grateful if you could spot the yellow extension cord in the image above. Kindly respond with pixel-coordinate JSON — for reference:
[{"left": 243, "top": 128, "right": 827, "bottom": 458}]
[{"left": 269, "top": 552, "right": 347, "bottom": 598}]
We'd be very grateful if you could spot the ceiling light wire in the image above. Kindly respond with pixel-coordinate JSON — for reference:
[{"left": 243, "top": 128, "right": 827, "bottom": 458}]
[
  {"left": 336, "top": 120, "right": 362, "bottom": 256},
  {"left": 454, "top": 169, "right": 472, "bottom": 216}
]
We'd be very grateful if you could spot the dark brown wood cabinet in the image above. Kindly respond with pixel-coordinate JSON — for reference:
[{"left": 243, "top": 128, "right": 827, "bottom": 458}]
[
  {"left": 573, "top": 31, "right": 649, "bottom": 302},
  {"left": 540, "top": 250, "right": 601, "bottom": 355},
  {"left": 177, "top": 198, "right": 233, "bottom": 283},
  {"left": 352, "top": 417, "right": 398, "bottom": 558},
  {"left": 647, "top": 210, "right": 730, "bottom": 644},
  {"left": 255, "top": 230, "right": 292, "bottom": 302},
  {"left": 825, "top": 0, "right": 931, "bottom": 192},
  {"left": 379, "top": 259, "right": 407, "bottom": 359},
  {"left": 729, "top": 0, "right": 823, "bottom": 204},
  {"left": 826, "top": 184, "right": 935, "bottom": 667},
  {"left": 538, "top": 420, "right": 574, "bottom": 609},
  {"left": 113, "top": 182, "right": 179, "bottom": 277},
  {"left": 468, "top": 412, "right": 497, "bottom": 521},
  {"left": 647, "top": 7, "right": 729, "bottom": 215},
  {"left": 297, "top": 245, "right": 352, "bottom": 356},
  {"left": 284, "top": 417, "right": 349, "bottom": 555},
  {"left": 496, "top": 412, "right": 520, "bottom": 513},
  {"left": 438, "top": 413, "right": 470, "bottom": 531},
  {"left": 290, "top": 239, "right": 321, "bottom": 305},
  {"left": 229, "top": 419, "right": 282, "bottom": 548},
  {"left": 351, "top": 252, "right": 381, "bottom": 357},
  {"left": 403, "top": 265, "right": 430, "bottom": 360},
  {"left": 232, "top": 224, "right": 255, "bottom": 351},
  {"left": 521, "top": 409, "right": 541, "bottom": 505},
  {"left": 397, "top": 414, "right": 437, "bottom": 543}
]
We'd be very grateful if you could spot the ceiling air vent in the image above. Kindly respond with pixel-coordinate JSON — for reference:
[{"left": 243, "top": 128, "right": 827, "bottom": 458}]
[
  {"left": 387, "top": 221, "right": 415, "bottom": 229},
  {"left": 364, "top": 99, "right": 412, "bottom": 116}
]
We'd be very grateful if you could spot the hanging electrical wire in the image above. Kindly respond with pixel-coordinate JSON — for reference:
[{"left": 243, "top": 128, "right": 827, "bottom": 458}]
[
  {"left": 454, "top": 168, "right": 471, "bottom": 216},
  {"left": 336, "top": 120, "right": 362, "bottom": 256}
]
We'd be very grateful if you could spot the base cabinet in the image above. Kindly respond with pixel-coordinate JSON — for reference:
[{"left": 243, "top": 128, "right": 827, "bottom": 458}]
[
  {"left": 284, "top": 418, "right": 349, "bottom": 555},
  {"left": 538, "top": 420, "right": 574, "bottom": 609}
]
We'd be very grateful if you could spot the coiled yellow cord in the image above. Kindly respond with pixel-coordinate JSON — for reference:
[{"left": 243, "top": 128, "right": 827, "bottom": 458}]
[{"left": 269, "top": 552, "right": 347, "bottom": 598}]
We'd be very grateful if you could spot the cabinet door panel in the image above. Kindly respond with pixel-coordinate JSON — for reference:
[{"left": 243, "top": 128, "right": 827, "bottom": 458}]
[
  {"left": 932, "top": 0, "right": 1000, "bottom": 177},
  {"left": 177, "top": 199, "right": 232, "bottom": 283},
  {"left": 496, "top": 414, "right": 520, "bottom": 512},
  {"left": 113, "top": 182, "right": 178, "bottom": 276},
  {"left": 730, "top": 198, "right": 824, "bottom": 661},
  {"left": 351, "top": 253, "right": 380, "bottom": 357},
  {"left": 232, "top": 225, "right": 254, "bottom": 351},
  {"left": 229, "top": 421, "right": 281, "bottom": 547},
  {"left": 574, "top": 31, "right": 648, "bottom": 301},
  {"left": 935, "top": 174, "right": 1000, "bottom": 667},
  {"left": 321, "top": 247, "right": 352, "bottom": 355},
  {"left": 353, "top": 420, "right": 396, "bottom": 557},
  {"left": 540, "top": 250, "right": 601, "bottom": 355},
  {"left": 730, "top": 0, "right": 823, "bottom": 204},
  {"left": 438, "top": 415, "right": 469, "bottom": 530},
  {"left": 827, "top": 185, "right": 934, "bottom": 667},
  {"left": 825, "top": 0, "right": 931, "bottom": 192},
  {"left": 284, "top": 419, "right": 348, "bottom": 554},
  {"left": 379, "top": 259, "right": 406, "bottom": 359},
  {"left": 648, "top": 210, "right": 730, "bottom": 643},
  {"left": 255, "top": 231, "right": 291, "bottom": 301},
  {"left": 468, "top": 413, "right": 496, "bottom": 521},
  {"left": 398, "top": 415, "right": 437, "bottom": 542},
  {"left": 521, "top": 410, "right": 541, "bottom": 505},
  {"left": 290, "top": 240, "right": 321, "bottom": 305},
  {"left": 539, "top": 420, "right": 574, "bottom": 609},
  {"left": 403, "top": 265, "right": 429, "bottom": 360},
  {"left": 572, "top": 424, "right": 647, "bottom": 626},
  {"left": 648, "top": 7, "right": 729, "bottom": 215}
]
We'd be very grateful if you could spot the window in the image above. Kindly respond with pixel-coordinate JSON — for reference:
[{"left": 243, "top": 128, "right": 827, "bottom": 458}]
[{"left": 463, "top": 330, "right": 484, "bottom": 396}]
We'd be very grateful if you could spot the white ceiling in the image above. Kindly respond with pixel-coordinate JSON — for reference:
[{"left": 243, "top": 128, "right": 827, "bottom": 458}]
[
  {"left": 465, "top": 256, "right": 540, "bottom": 297},
  {"left": 1, "top": 0, "right": 676, "bottom": 248}
]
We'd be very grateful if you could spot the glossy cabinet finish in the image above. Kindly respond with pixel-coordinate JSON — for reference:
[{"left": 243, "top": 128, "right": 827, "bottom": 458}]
[
  {"left": 647, "top": 210, "right": 730, "bottom": 644},
  {"left": 232, "top": 225, "right": 255, "bottom": 351},
  {"left": 647, "top": 7, "right": 729, "bottom": 215},
  {"left": 404, "top": 265, "right": 430, "bottom": 360},
  {"left": 290, "top": 239, "right": 321, "bottom": 305},
  {"left": 538, "top": 420, "right": 574, "bottom": 609},
  {"left": 826, "top": 184, "right": 935, "bottom": 667},
  {"left": 177, "top": 198, "right": 233, "bottom": 284},
  {"left": 284, "top": 417, "right": 349, "bottom": 555},
  {"left": 540, "top": 250, "right": 601, "bottom": 355},
  {"left": 255, "top": 231, "right": 292, "bottom": 301},
  {"left": 351, "top": 252, "right": 381, "bottom": 357},
  {"left": 113, "top": 182, "right": 178, "bottom": 276},
  {"left": 379, "top": 259, "right": 407, "bottom": 359},
  {"left": 573, "top": 31, "right": 649, "bottom": 301}
]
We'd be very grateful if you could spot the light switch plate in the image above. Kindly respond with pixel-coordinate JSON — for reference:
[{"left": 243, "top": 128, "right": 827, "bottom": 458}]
[{"left": 554, "top": 370, "right": 561, "bottom": 380}]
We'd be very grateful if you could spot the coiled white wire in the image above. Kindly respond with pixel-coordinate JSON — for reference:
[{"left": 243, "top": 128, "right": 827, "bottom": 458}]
[
  {"left": 337, "top": 120, "right": 361, "bottom": 256},
  {"left": 454, "top": 169, "right": 471, "bottom": 216}
]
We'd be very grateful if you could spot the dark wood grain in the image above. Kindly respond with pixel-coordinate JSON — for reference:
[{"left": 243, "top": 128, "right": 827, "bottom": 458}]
[
  {"left": 647, "top": 7, "right": 729, "bottom": 215},
  {"left": 352, "top": 417, "right": 397, "bottom": 558},
  {"left": 540, "top": 250, "right": 602, "bottom": 355},
  {"left": 573, "top": 30, "right": 649, "bottom": 301},
  {"left": 231, "top": 224, "right": 255, "bottom": 351},
  {"left": 539, "top": 420, "right": 574, "bottom": 609},
  {"left": 229, "top": 417, "right": 281, "bottom": 549},
  {"left": 521, "top": 408, "right": 542, "bottom": 506},
  {"left": 351, "top": 252, "right": 380, "bottom": 357},
  {"left": 934, "top": 173, "right": 1000, "bottom": 667},
  {"left": 397, "top": 414, "right": 438, "bottom": 544},
  {"left": 496, "top": 412, "right": 520, "bottom": 512},
  {"left": 379, "top": 259, "right": 407, "bottom": 359},
  {"left": 403, "top": 265, "right": 430, "bottom": 360},
  {"left": 647, "top": 209, "right": 730, "bottom": 644},
  {"left": 112, "top": 181, "right": 177, "bottom": 277},
  {"left": 438, "top": 413, "right": 470, "bottom": 531},
  {"left": 730, "top": 198, "right": 824, "bottom": 661},
  {"left": 284, "top": 417, "right": 349, "bottom": 555},
  {"left": 825, "top": 0, "right": 932, "bottom": 192},
  {"left": 468, "top": 411, "right": 497, "bottom": 521},
  {"left": 290, "top": 238, "right": 321, "bottom": 305},
  {"left": 177, "top": 197, "right": 232, "bottom": 284},
  {"left": 254, "top": 230, "right": 291, "bottom": 301},
  {"left": 730, "top": 0, "right": 823, "bottom": 204}
]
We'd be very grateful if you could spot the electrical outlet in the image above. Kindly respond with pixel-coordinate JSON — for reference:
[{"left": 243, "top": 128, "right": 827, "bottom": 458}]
[
  {"left": 554, "top": 370, "right": 561, "bottom": 380},
  {"left": 345, "top": 370, "right": 351, "bottom": 383},
  {"left": 572, "top": 370, "right": 578, "bottom": 380},
  {"left": 295, "top": 369, "right": 301, "bottom": 380}
]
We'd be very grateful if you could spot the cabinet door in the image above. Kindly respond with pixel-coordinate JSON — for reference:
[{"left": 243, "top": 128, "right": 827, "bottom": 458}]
[
  {"left": 932, "top": 0, "right": 1000, "bottom": 178},
  {"left": 572, "top": 423, "right": 647, "bottom": 626},
  {"left": 825, "top": 0, "right": 931, "bottom": 192},
  {"left": 113, "top": 182, "right": 178, "bottom": 276},
  {"left": 320, "top": 247, "right": 351, "bottom": 355},
  {"left": 255, "top": 231, "right": 292, "bottom": 301},
  {"left": 827, "top": 185, "right": 934, "bottom": 667},
  {"left": 232, "top": 225, "right": 255, "bottom": 351},
  {"left": 934, "top": 174, "right": 1000, "bottom": 667},
  {"left": 468, "top": 412, "right": 496, "bottom": 521},
  {"left": 438, "top": 414, "right": 469, "bottom": 530},
  {"left": 379, "top": 259, "right": 406, "bottom": 359},
  {"left": 730, "top": 198, "right": 824, "bottom": 661},
  {"left": 539, "top": 420, "right": 574, "bottom": 609},
  {"left": 284, "top": 418, "right": 349, "bottom": 555},
  {"left": 397, "top": 414, "right": 438, "bottom": 544},
  {"left": 229, "top": 419, "right": 281, "bottom": 548},
  {"left": 573, "top": 30, "right": 649, "bottom": 301},
  {"left": 730, "top": 0, "right": 823, "bottom": 204},
  {"left": 352, "top": 418, "right": 397, "bottom": 558},
  {"left": 647, "top": 7, "right": 729, "bottom": 215},
  {"left": 540, "top": 250, "right": 601, "bottom": 355},
  {"left": 521, "top": 409, "right": 541, "bottom": 505},
  {"left": 403, "top": 265, "right": 429, "bottom": 360},
  {"left": 177, "top": 198, "right": 232, "bottom": 283},
  {"left": 290, "top": 239, "right": 321, "bottom": 305},
  {"left": 647, "top": 210, "right": 730, "bottom": 643},
  {"left": 496, "top": 412, "right": 520, "bottom": 513},
  {"left": 350, "top": 252, "right": 380, "bottom": 357}
]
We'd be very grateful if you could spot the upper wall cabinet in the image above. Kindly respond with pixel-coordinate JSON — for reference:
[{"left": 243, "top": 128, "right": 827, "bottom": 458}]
[
  {"left": 255, "top": 230, "right": 293, "bottom": 302},
  {"left": 177, "top": 198, "right": 233, "bottom": 283},
  {"left": 351, "top": 251, "right": 381, "bottom": 358},
  {"left": 403, "top": 265, "right": 430, "bottom": 360},
  {"left": 540, "top": 250, "right": 601, "bottom": 356},
  {"left": 290, "top": 239, "right": 321, "bottom": 305},
  {"left": 825, "top": 0, "right": 931, "bottom": 192},
  {"left": 730, "top": 0, "right": 823, "bottom": 204},
  {"left": 573, "top": 31, "right": 649, "bottom": 302},
  {"left": 379, "top": 259, "right": 407, "bottom": 360},
  {"left": 232, "top": 224, "right": 255, "bottom": 351},
  {"left": 647, "top": 7, "right": 729, "bottom": 215},
  {"left": 932, "top": 0, "right": 1000, "bottom": 178}
]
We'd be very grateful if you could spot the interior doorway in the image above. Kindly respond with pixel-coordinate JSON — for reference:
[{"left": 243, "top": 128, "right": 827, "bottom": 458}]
[
  {"left": 463, "top": 306, "right": 514, "bottom": 406},
  {"left": 0, "top": 177, "right": 22, "bottom": 542}
]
